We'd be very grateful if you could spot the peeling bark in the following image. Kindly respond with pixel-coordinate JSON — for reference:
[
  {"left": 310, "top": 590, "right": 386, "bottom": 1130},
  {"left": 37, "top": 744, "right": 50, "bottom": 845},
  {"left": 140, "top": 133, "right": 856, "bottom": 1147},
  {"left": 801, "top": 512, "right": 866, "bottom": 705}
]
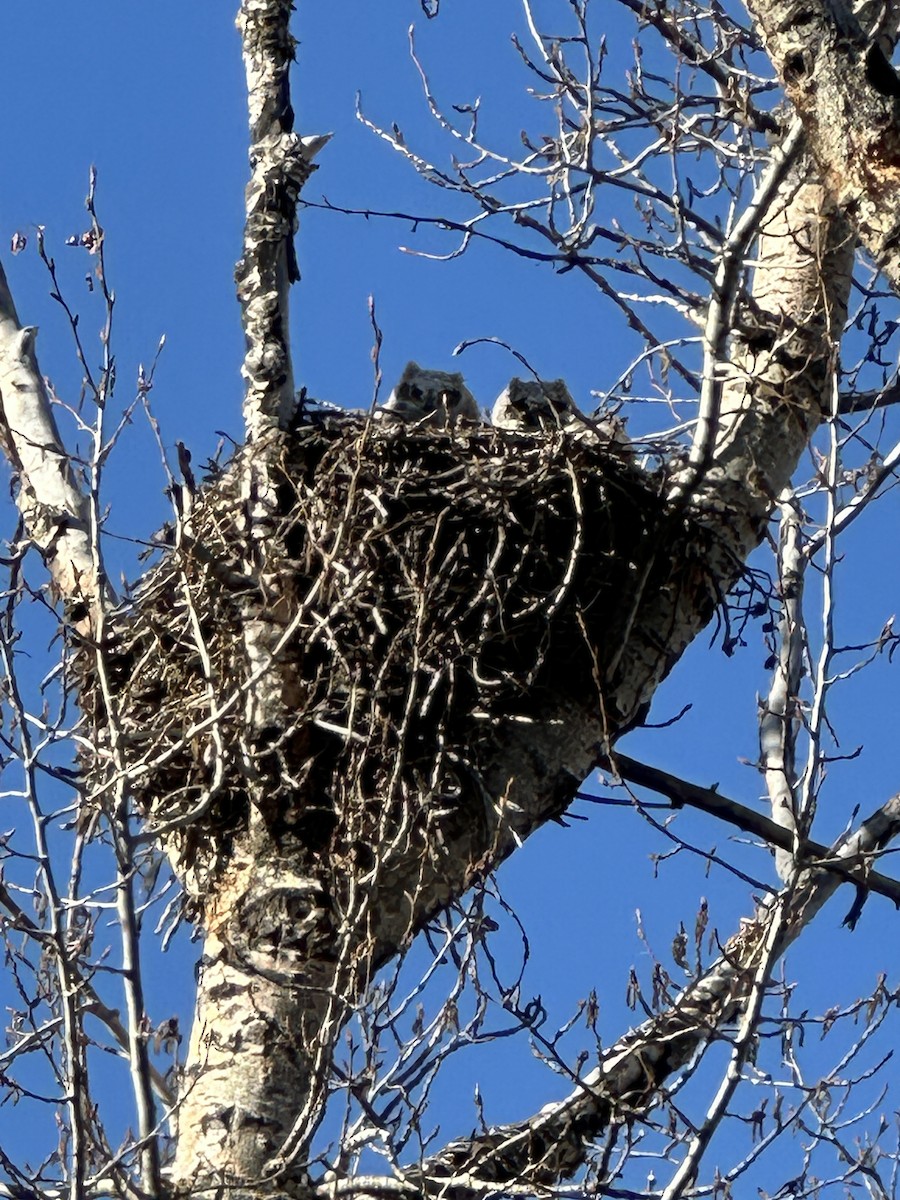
[
  {"left": 172, "top": 850, "right": 339, "bottom": 1197},
  {"left": 236, "top": 0, "right": 325, "bottom": 440},
  {"left": 746, "top": 0, "right": 900, "bottom": 286}
]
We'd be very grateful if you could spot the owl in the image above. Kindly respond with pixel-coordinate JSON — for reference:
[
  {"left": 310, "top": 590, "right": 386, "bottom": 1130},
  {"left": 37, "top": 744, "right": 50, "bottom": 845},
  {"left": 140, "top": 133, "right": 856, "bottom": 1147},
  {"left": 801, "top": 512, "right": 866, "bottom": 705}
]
[
  {"left": 378, "top": 361, "right": 479, "bottom": 427},
  {"left": 492, "top": 377, "right": 629, "bottom": 446},
  {"left": 491, "top": 378, "right": 581, "bottom": 432}
]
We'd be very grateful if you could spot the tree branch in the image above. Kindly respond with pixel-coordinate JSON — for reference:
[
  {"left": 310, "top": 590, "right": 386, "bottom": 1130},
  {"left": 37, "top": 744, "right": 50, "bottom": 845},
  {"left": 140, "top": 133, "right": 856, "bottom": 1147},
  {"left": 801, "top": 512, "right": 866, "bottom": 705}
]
[
  {"left": 839, "top": 379, "right": 900, "bottom": 414},
  {"left": 336, "top": 794, "right": 900, "bottom": 1198},
  {"left": 0, "top": 260, "right": 105, "bottom": 633},
  {"left": 605, "top": 753, "right": 900, "bottom": 908},
  {"left": 0, "top": 879, "right": 175, "bottom": 1109}
]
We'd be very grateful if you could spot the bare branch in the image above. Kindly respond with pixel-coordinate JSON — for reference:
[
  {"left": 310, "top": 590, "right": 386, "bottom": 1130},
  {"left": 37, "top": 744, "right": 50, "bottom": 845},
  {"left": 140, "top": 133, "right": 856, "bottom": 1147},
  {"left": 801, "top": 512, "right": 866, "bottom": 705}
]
[
  {"left": 0, "top": 879, "right": 175, "bottom": 1109},
  {"left": 605, "top": 753, "right": 900, "bottom": 907},
  {"left": 384, "top": 795, "right": 900, "bottom": 1196},
  {"left": 0, "top": 259, "right": 105, "bottom": 632},
  {"left": 759, "top": 494, "right": 804, "bottom": 881}
]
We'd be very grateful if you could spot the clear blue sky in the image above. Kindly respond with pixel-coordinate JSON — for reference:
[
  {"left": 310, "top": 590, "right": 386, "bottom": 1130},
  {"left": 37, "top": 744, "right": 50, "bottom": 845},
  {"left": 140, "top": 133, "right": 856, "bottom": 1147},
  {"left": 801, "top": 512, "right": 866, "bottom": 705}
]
[{"left": 1, "top": 3, "right": 900, "bottom": 1193}]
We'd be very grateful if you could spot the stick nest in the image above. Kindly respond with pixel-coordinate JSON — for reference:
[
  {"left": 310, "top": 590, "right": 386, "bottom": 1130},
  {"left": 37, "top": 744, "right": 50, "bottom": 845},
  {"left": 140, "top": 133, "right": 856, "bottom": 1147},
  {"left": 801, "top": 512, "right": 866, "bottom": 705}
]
[{"left": 78, "top": 417, "right": 669, "bottom": 905}]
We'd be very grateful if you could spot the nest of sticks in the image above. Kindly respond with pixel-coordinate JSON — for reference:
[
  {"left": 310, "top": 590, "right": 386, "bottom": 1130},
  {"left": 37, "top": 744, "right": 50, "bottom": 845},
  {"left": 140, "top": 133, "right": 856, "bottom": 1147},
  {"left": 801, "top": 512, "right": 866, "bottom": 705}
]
[{"left": 78, "top": 416, "right": 674, "bottom": 903}]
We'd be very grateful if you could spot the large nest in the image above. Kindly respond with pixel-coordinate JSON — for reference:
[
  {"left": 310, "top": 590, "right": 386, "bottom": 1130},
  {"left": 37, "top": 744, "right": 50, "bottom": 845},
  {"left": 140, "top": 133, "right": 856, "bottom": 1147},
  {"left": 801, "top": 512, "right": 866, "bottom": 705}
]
[{"left": 79, "top": 417, "right": 675, "bottom": 903}]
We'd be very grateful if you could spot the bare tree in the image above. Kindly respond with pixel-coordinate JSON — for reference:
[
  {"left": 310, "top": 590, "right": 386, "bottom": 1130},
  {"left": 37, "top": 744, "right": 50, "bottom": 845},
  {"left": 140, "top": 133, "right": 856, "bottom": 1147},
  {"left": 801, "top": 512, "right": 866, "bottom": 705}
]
[{"left": 3, "top": 3, "right": 900, "bottom": 1200}]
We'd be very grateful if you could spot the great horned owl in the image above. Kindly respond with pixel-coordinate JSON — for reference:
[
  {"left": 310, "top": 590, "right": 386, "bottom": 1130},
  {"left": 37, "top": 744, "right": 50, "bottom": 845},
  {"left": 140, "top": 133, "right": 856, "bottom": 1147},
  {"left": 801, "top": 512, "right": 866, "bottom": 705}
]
[
  {"left": 378, "top": 361, "right": 479, "bottom": 427},
  {"left": 491, "top": 377, "right": 629, "bottom": 446},
  {"left": 491, "top": 378, "right": 582, "bottom": 432}
]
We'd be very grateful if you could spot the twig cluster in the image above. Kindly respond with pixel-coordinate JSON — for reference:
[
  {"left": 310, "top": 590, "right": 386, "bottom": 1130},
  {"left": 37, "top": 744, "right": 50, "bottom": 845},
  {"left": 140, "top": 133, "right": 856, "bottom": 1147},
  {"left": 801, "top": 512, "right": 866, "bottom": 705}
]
[{"left": 78, "top": 416, "right": 648, "bottom": 913}]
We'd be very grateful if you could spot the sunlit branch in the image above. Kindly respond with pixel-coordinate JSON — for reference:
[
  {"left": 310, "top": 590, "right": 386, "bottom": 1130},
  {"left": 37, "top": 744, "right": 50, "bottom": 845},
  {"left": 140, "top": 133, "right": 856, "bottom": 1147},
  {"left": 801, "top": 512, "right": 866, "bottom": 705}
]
[
  {"left": 670, "top": 119, "right": 805, "bottom": 501},
  {"left": 236, "top": 0, "right": 328, "bottom": 438},
  {"left": 0, "top": 863, "right": 175, "bottom": 1108},
  {"left": 759, "top": 494, "right": 804, "bottom": 882},
  {"left": 0, "top": 257, "right": 105, "bottom": 634}
]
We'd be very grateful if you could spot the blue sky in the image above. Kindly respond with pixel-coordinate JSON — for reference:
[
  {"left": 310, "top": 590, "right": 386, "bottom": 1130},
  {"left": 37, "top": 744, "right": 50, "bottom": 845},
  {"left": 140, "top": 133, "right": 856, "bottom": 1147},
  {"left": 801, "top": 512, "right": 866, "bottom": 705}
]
[{"left": 2, "top": 2, "right": 900, "bottom": 1193}]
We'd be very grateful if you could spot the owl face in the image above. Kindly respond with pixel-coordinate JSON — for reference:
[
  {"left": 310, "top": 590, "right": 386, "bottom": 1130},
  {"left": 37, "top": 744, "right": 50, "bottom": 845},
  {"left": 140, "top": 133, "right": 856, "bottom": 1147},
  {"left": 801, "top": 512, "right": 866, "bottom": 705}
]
[
  {"left": 491, "top": 378, "right": 630, "bottom": 448},
  {"left": 491, "top": 378, "right": 579, "bottom": 432},
  {"left": 379, "top": 362, "right": 479, "bottom": 427}
]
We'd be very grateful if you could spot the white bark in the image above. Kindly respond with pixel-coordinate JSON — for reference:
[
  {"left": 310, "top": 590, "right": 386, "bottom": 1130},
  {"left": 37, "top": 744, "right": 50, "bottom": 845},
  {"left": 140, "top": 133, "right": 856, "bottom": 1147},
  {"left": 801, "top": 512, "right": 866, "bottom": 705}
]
[
  {"left": 236, "top": 0, "right": 327, "bottom": 440},
  {"left": 0, "top": 261, "right": 104, "bottom": 632},
  {"left": 233, "top": 0, "right": 328, "bottom": 733},
  {"left": 760, "top": 497, "right": 804, "bottom": 881},
  {"left": 173, "top": 898, "right": 337, "bottom": 1197},
  {"left": 172, "top": 6, "right": 333, "bottom": 1192},
  {"left": 603, "top": 158, "right": 853, "bottom": 730},
  {"left": 746, "top": 0, "right": 900, "bottom": 287}
]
